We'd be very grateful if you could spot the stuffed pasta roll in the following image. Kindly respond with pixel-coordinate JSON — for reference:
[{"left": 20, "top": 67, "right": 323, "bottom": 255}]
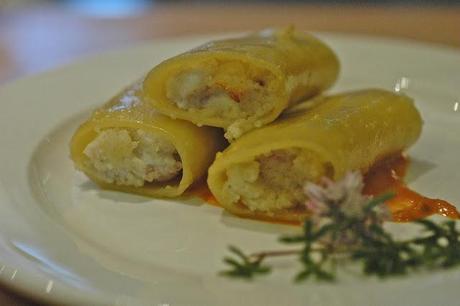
[
  {"left": 143, "top": 27, "right": 339, "bottom": 141},
  {"left": 70, "top": 81, "right": 224, "bottom": 197},
  {"left": 207, "top": 89, "right": 423, "bottom": 222}
]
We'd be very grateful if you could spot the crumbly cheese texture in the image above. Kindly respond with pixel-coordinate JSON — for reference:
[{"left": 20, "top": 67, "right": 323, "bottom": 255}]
[
  {"left": 83, "top": 129, "right": 182, "bottom": 187},
  {"left": 223, "top": 149, "right": 327, "bottom": 212},
  {"left": 166, "top": 60, "right": 275, "bottom": 141}
]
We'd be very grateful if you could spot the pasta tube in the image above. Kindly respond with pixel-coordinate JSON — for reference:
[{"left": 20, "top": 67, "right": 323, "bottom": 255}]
[
  {"left": 143, "top": 27, "right": 339, "bottom": 141},
  {"left": 207, "top": 89, "right": 423, "bottom": 222},
  {"left": 70, "top": 81, "right": 224, "bottom": 197}
]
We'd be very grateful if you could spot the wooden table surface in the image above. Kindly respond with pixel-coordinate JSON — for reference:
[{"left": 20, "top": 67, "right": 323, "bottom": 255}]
[{"left": 0, "top": 3, "right": 459, "bottom": 305}]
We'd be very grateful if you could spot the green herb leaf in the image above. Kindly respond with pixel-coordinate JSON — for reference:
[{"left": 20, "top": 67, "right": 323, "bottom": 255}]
[{"left": 220, "top": 246, "right": 272, "bottom": 279}]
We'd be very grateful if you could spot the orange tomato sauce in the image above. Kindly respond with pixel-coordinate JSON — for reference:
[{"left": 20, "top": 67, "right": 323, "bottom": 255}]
[
  {"left": 363, "top": 154, "right": 459, "bottom": 222},
  {"left": 190, "top": 154, "right": 459, "bottom": 223},
  {"left": 187, "top": 182, "right": 220, "bottom": 207}
]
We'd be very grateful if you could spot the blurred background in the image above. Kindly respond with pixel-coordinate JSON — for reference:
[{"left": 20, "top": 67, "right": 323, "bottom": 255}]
[
  {"left": 1, "top": 0, "right": 460, "bottom": 10},
  {"left": 1, "top": 0, "right": 459, "bottom": 85}
]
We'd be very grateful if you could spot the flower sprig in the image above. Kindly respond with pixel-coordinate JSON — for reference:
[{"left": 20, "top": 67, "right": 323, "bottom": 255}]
[{"left": 220, "top": 172, "right": 460, "bottom": 281}]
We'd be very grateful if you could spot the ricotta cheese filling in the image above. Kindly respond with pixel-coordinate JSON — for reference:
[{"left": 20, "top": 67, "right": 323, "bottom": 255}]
[
  {"left": 166, "top": 60, "right": 276, "bottom": 140},
  {"left": 83, "top": 128, "right": 182, "bottom": 187},
  {"left": 223, "top": 148, "right": 331, "bottom": 213}
]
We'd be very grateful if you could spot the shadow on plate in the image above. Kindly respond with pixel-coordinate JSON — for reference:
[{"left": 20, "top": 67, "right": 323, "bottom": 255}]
[
  {"left": 220, "top": 211, "right": 301, "bottom": 235},
  {"left": 406, "top": 157, "right": 437, "bottom": 184}
]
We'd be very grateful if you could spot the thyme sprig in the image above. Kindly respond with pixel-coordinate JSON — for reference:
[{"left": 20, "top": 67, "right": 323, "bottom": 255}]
[
  {"left": 220, "top": 172, "right": 460, "bottom": 282},
  {"left": 220, "top": 246, "right": 271, "bottom": 279}
]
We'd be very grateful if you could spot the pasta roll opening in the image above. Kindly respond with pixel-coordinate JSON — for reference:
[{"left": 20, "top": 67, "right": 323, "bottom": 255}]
[
  {"left": 144, "top": 28, "right": 340, "bottom": 142},
  {"left": 207, "top": 89, "right": 423, "bottom": 222},
  {"left": 83, "top": 128, "right": 182, "bottom": 188},
  {"left": 223, "top": 148, "right": 332, "bottom": 213},
  {"left": 166, "top": 60, "right": 278, "bottom": 139}
]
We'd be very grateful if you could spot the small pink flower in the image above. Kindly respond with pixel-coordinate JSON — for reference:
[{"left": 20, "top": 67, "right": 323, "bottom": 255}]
[
  {"left": 302, "top": 171, "right": 393, "bottom": 249},
  {"left": 303, "top": 171, "right": 390, "bottom": 221}
]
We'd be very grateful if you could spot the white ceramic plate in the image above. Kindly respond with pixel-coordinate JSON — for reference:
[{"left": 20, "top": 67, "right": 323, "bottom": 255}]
[{"left": 0, "top": 33, "right": 459, "bottom": 306}]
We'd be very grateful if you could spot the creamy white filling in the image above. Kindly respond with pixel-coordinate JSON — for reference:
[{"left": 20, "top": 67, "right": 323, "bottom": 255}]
[
  {"left": 167, "top": 70, "right": 241, "bottom": 115},
  {"left": 166, "top": 67, "right": 273, "bottom": 141},
  {"left": 223, "top": 149, "right": 327, "bottom": 212},
  {"left": 83, "top": 129, "right": 182, "bottom": 187}
]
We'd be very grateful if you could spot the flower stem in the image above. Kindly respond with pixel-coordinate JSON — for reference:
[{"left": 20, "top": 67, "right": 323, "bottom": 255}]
[{"left": 250, "top": 249, "right": 302, "bottom": 259}]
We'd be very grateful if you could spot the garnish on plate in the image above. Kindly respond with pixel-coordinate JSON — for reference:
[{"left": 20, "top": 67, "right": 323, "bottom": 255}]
[{"left": 221, "top": 172, "right": 460, "bottom": 281}]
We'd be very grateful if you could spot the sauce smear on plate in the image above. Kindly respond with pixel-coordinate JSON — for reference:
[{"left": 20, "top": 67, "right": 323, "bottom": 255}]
[
  {"left": 191, "top": 154, "right": 459, "bottom": 223},
  {"left": 188, "top": 182, "right": 220, "bottom": 207},
  {"left": 363, "top": 154, "right": 460, "bottom": 222}
]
